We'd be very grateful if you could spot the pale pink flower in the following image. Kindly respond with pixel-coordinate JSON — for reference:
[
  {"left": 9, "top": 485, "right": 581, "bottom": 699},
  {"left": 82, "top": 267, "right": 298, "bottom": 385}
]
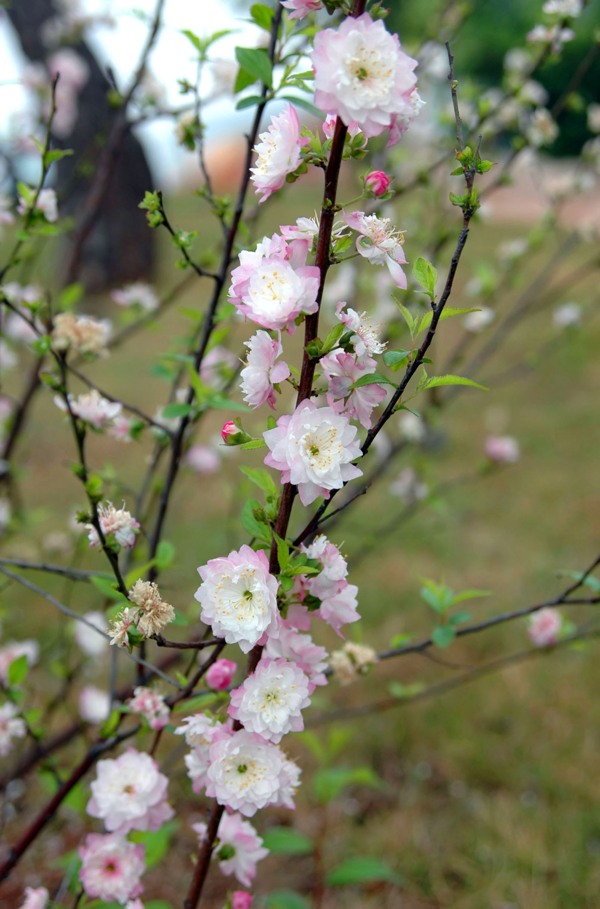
[
  {"left": 126, "top": 900, "right": 145, "bottom": 909},
  {"left": 17, "top": 188, "right": 58, "bottom": 222},
  {"left": 176, "top": 715, "right": 226, "bottom": 793},
  {"left": 48, "top": 48, "right": 89, "bottom": 136},
  {"left": 127, "top": 687, "right": 170, "bottom": 730},
  {"left": 86, "top": 502, "right": 140, "bottom": 549},
  {"left": 329, "top": 641, "right": 377, "bottom": 685},
  {"left": 87, "top": 748, "right": 173, "bottom": 835},
  {"left": 185, "top": 444, "right": 220, "bottom": 474},
  {"left": 229, "top": 657, "right": 311, "bottom": 743},
  {"left": 193, "top": 812, "right": 268, "bottom": 887},
  {"left": 281, "top": 0, "right": 323, "bottom": 19},
  {"left": 398, "top": 411, "right": 426, "bottom": 443},
  {"left": 108, "top": 607, "right": 138, "bottom": 649},
  {"left": 79, "top": 685, "right": 111, "bottom": 724},
  {"left": 364, "top": 170, "right": 391, "bottom": 195},
  {"left": 251, "top": 104, "right": 306, "bottom": 203},
  {"left": 232, "top": 893, "right": 254, "bottom": 909},
  {"left": 79, "top": 833, "right": 145, "bottom": 903},
  {"left": 0, "top": 639, "right": 39, "bottom": 683},
  {"left": 52, "top": 312, "right": 111, "bottom": 355},
  {"left": 240, "top": 331, "right": 290, "bottom": 409},
  {"left": 318, "top": 582, "right": 360, "bottom": 636},
  {"left": 195, "top": 545, "right": 280, "bottom": 653},
  {"left": 323, "top": 112, "right": 362, "bottom": 140},
  {"left": 553, "top": 302, "right": 581, "bottom": 328},
  {"left": 342, "top": 210, "right": 408, "bottom": 287},
  {"left": 18, "top": 887, "right": 49, "bottom": 909},
  {"left": 463, "top": 307, "right": 495, "bottom": 332},
  {"left": 264, "top": 400, "right": 363, "bottom": 506},
  {"left": 229, "top": 233, "right": 319, "bottom": 332},
  {"left": 128, "top": 580, "right": 175, "bottom": 637},
  {"left": 312, "top": 14, "right": 419, "bottom": 143},
  {"left": 206, "top": 729, "right": 300, "bottom": 817},
  {"left": 264, "top": 625, "right": 328, "bottom": 692},
  {"left": 55, "top": 389, "right": 122, "bottom": 430},
  {"left": 389, "top": 466, "right": 428, "bottom": 504},
  {"left": 528, "top": 608, "right": 562, "bottom": 647},
  {"left": 280, "top": 216, "right": 320, "bottom": 244},
  {"left": 320, "top": 348, "right": 387, "bottom": 428},
  {"left": 1, "top": 282, "right": 42, "bottom": 306},
  {"left": 109, "top": 414, "right": 135, "bottom": 443},
  {"left": 111, "top": 283, "right": 158, "bottom": 312},
  {"left": 0, "top": 702, "right": 26, "bottom": 756},
  {"left": 199, "top": 345, "right": 238, "bottom": 390},
  {"left": 484, "top": 435, "right": 520, "bottom": 464},
  {"left": 206, "top": 658, "right": 237, "bottom": 691}
]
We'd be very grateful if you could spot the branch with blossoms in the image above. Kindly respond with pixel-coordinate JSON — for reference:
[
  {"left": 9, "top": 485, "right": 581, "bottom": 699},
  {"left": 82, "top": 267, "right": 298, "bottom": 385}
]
[{"left": 0, "top": 1, "right": 598, "bottom": 908}]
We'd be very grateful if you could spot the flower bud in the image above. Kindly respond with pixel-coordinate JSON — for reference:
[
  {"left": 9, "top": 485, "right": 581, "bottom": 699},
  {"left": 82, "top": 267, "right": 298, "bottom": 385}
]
[
  {"left": 206, "top": 658, "right": 237, "bottom": 691},
  {"left": 221, "top": 420, "right": 252, "bottom": 446},
  {"left": 232, "top": 893, "right": 253, "bottom": 909},
  {"left": 364, "top": 170, "right": 391, "bottom": 196}
]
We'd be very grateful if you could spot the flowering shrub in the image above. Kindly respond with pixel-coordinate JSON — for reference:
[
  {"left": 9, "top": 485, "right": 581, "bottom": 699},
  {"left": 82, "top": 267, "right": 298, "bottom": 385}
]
[{"left": 0, "top": 0, "right": 599, "bottom": 907}]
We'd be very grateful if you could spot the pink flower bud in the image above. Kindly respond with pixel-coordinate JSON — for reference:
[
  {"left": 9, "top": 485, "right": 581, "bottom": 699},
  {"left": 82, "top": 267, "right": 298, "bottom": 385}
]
[
  {"left": 484, "top": 435, "right": 520, "bottom": 464},
  {"left": 221, "top": 421, "right": 237, "bottom": 442},
  {"left": 364, "top": 170, "right": 391, "bottom": 196},
  {"left": 232, "top": 893, "right": 253, "bottom": 909},
  {"left": 206, "top": 658, "right": 237, "bottom": 691}
]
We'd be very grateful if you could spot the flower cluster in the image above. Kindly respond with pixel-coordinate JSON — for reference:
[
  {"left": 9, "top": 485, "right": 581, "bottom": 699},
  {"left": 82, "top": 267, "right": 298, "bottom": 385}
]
[{"left": 52, "top": 312, "right": 112, "bottom": 356}]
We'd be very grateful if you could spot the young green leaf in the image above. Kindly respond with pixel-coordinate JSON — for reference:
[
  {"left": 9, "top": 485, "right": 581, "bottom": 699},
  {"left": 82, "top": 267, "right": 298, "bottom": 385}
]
[
  {"left": 418, "top": 374, "right": 488, "bottom": 392},
  {"left": 413, "top": 256, "right": 438, "bottom": 299},
  {"left": 326, "top": 857, "right": 404, "bottom": 886},
  {"left": 262, "top": 827, "right": 314, "bottom": 856},
  {"left": 432, "top": 625, "right": 456, "bottom": 648},
  {"left": 235, "top": 47, "right": 273, "bottom": 87}
]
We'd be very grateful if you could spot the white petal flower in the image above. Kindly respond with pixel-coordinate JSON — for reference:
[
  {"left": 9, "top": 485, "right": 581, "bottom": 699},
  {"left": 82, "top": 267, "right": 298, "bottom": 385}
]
[{"left": 229, "top": 657, "right": 311, "bottom": 743}]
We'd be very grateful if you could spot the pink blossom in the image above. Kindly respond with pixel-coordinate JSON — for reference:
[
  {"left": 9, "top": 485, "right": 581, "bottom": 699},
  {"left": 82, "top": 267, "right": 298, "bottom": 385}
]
[
  {"left": 312, "top": 14, "right": 419, "bottom": 143},
  {"left": 0, "top": 702, "right": 26, "bottom": 756},
  {"left": 528, "top": 608, "right": 562, "bottom": 647},
  {"left": 195, "top": 545, "right": 280, "bottom": 653},
  {"left": 18, "top": 887, "right": 49, "bottom": 909},
  {"left": 485, "top": 435, "right": 520, "bottom": 464},
  {"left": 17, "top": 188, "right": 58, "bottom": 222},
  {"left": 320, "top": 348, "right": 387, "bottom": 428},
  {"left": 222, "top": 421, "right": 238, "bottom": 443},
  {"left": 318, "top": 582, "right": 360, "bottom": 636},
  {"left": 200, "top": 345, "right": 238, "bottom": 390},
  {"left": 323, "top": 113, "right": 362, "bottom": 140},
  {"left": 229, "top": 233, "right": 319, "bottom": 332},
  {"left": 86, "top": 502, "right": 140, "bottom": 549},
  {"left": 335, "top": 303, "right": 386, "bottom": 357},
  {"left": 48, "top": 49, "right": 89, "bottom": 136},
  {"left": 251, "top": 104, "right": 306, "bottom": 202},
  {"left": 175, "top": 714, "right": 226, "bottom": 792},
  {"left": 206, "top": 729, "right": 301, "bottom": 817},
  {"left": 78, "top": 685, "right": 110, "bottom": 724},
  {"left": 265, "top": 625, "right": 328, "bottom": 692},
  {"left": 206, "top": 658, "right": 237, "bottom": 691},
  {"left": 87, "top": 748, "right": 173, "bottom": 835},
  {"left": 79, "top": 833, "right": 145, "bottom": 903},
  {"left": 302, "top": 536, "right": 360, "bottom": 636},
  {"left": 232, "top": 893, "right": 254, "bottom": 909},
  {"left": 55, "top": 389, "right": 122, "bottom": 430},
  {"left": 281, "top": 0, "right": 323, "bottom": 19},
  {"left": 364, "top": 170, "right": 391, "bottom": 196},
  {"left": 193, "top": 812, "right": 268, "bottom": 887},
  {"left": 0, "top": 639, "right": 39, "bottom": 683},
  {"left": 264, "top": 400, "right": 363, "bottom": 506},
  {"left": 240, "top": 331, "right": 290, "bottom": 409},
  {"left": 185, "top": 444, "right": 220, "bottom": 474},
  {"left": 342, "top": 211, "right": 408, "bottom": 287},
  {"left": 127, "top": 687, "right": 170, "bottom": 729},
  {"left": 111, "top": 283, "right": 159, "bottom": 312},
  {"left": 109, "top": 415, "right": 135, "bottom": 443},
  {"left": 229, "top": 657, "right": 311, "bottom": 743},
  {"left": 74, "top": 611, "right": 108, "bottom": 656}
]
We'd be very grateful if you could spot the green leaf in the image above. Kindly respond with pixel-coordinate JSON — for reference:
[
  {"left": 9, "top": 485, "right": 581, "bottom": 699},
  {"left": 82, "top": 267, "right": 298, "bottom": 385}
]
[
  {"left": 264, "top": 891, "right": 310, "bottom": 909},
  {"left": 388, "top": 680, "right": 425, "bottom": 699},
  {"left": 205, "top": 394, "right": 250, "bottom": 413},
  {"left": 57, "top": 282, "right": 84, "bottom": 310},
  {"left": 7, "top": 654, "right": 29, "bottom": 687},
  {"left": 262, "top": 826, "right": 314, "bottom": 855},
  {"left": 235, "top": 46, "right": 273, "bottom": 87},
  {"left": 240, "top": 438, "right": 267, "bottom": 451},
  {"left": 448, "top": 610, "right": 471, "bottom": 625},
  {"left": 100, "top": 708, "right": 121, "bottom": 739},
  {"left": 235, "top": 94, "right": 265, "bottom": 110},
  {"left": 413, "top": 256, "right": 438, "bottom": 299},
  {"left": 351, "top": 373, "right": 396, "bottom": 389},
  {"left": 156, "top": 540, "right": 176, "bottom": 570},
  {"left": 186, "top": 362, "right": 209, "bottom": 405},
  {"left": 383, "top": 349, "right": 411, "bottom": 370},
  {"left": 161, "top": 402, "right": 194, "bottom": 419},
  {"left": 234, "top": 67, "right": 257, "bottom": 94},
  {"left": 418, "top": 374, "right": 488, "bottom": 392},
  {"left": 241, "top": 500, "right": 271, "bottom": 542},
  {"left": 394, "top": 300, "right": 417, "bottom": 338},
  {"left": 130, "top": 822, "right": 178, "bottom": 869},
  {"left": 279, "top": 94, "right": 322, "bottom": 117},
  {"left": 450, "top": 588, "right": 491, "bottom": 605},
  {"left": 250, "top": 3, "right": 274, "bottom": 30},
  {"left": 415, "top": 307, "right": 480, "bottom": 338},
  {"left": 239, "top": 466, "right": 279, "bottom": 499},
  {"left": 44, "top": 147, "right": 73, "bottom": 166},
  {"left": 432, "top": 625, "right": 456, "bottom": 648},
  {"left": 326, "top": 857, "right": 403, "bottom": 887},
  {"left": 90, "top": 575, "right": 127, "bottom": 602}
]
